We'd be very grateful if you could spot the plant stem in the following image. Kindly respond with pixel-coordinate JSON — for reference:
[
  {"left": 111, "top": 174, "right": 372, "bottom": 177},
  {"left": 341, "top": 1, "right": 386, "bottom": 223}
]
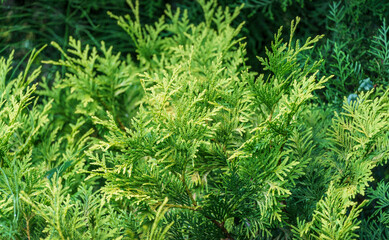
[
  {"left": 203, "top": 215, "right": 233, "bottom": 240},
  {"left": 97, "top": 97, "right": 126, "bottom": 131},
  {"left": 164, "top": 203, "right": 199, "bottom": 211},
  {"left": 23, "top": 212, "right": 33, "bottom": 240},
  {"left": 180, "top": 171, "right": 233, "bottom": 239},
  {"left": 163, "top": 200, "right": 234, "bottom": 239},
  {"left": 181, "top": 172, "right": 197, "bottom": 207}
]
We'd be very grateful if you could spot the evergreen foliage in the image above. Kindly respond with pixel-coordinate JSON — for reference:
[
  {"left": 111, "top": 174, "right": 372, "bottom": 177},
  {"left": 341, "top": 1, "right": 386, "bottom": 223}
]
[{"left": 1, "top": 0, "right": 389, "bottom": 239}]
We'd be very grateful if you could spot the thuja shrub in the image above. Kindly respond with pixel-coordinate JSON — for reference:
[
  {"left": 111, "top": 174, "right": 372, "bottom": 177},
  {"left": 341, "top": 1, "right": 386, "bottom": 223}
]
[{"left": 0, "top": 0, "right": 388, "bottom": 239}]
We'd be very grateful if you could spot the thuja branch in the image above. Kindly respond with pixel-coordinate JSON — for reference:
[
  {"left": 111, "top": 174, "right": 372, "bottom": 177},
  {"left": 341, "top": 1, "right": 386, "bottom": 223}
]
[{"left": 96, "top": 96, "right": 126, "bottom": 131}]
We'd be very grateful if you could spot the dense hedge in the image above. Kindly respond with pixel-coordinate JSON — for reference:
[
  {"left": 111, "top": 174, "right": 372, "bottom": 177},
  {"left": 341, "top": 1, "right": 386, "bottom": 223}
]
[{"left": 1, "top": 0, "right": 389, "bottom": 239}]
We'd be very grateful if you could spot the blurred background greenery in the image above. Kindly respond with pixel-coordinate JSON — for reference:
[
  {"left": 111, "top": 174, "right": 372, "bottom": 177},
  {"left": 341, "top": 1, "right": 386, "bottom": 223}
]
[
  {"left": 0, "top": 0, "right": 320, "bottom": 72},
  {"left": 2, "top": 0, "right": 389, "bottom": 93}
]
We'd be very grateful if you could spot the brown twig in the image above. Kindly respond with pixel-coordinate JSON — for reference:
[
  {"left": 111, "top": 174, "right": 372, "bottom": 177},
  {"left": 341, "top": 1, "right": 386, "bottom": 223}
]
[
  {"left": 23, "top": 212, "right": 34, "bottom": 240},
  {"left": 180, "top": 171, "right": 233, "bottom": 239},
  {"left": 163, "top": 200, "right": 234, "bottom": 239},
  {"left": 97, "top": 97, "right": 127, "bottom": 132},
  {"left": 181, "top": 172, "right": 197, "bottom": 207},
  {"left": 204, "top": 215, "right": 234, "bottom": 240},
  {"left": 116, "top": 116, "right": 126, "bottom": 132}
]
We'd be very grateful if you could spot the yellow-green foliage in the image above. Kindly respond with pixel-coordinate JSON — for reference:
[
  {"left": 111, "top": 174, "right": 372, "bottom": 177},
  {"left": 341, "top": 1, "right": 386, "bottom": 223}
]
[{"left": 0, "top": 1, "right": 388, "bottom": 239}]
